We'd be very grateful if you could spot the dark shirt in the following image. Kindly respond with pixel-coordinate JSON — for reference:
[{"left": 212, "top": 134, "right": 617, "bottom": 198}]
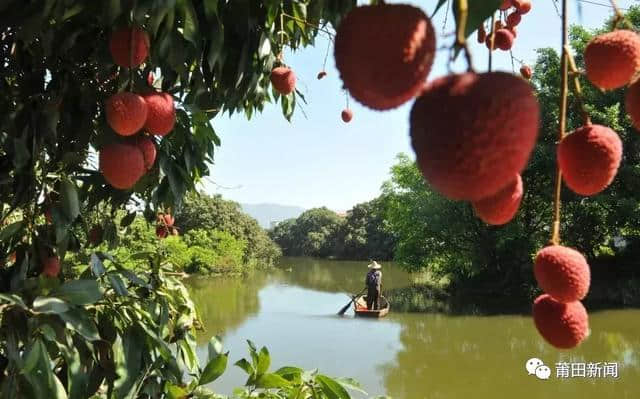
[{"left": 365, "top": 269, "right": 382, "bottom": 291}]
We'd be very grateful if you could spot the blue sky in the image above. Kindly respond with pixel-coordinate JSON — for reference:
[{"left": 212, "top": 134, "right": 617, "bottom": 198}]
[{"left": 201, "top": 0, "right": 633, "bottom": 211}]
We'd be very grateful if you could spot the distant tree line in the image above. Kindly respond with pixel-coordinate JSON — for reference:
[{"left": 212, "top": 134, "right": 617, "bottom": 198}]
[{"left": 269, "top": 197, "right": 396, "bottom": 261}]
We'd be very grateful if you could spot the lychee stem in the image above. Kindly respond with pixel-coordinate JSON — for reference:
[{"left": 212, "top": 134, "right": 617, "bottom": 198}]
[
  {"left": 454, "top": 0, "right": 474, "bottom": 72},
  {"left": 564, "top": 46, "right": 592, "bottom": 126},
  {"left": 128, "top": 0, "right": 137, "bottom": 92},
  {"left": 610, "top": 0, "right": 634, "bottom": 30},
  {"left": 488, "top": 13, "right": 496, "bottom": 72},
  {"left": 550, "top": 0, "right": 569, "bottom": 246},
  {"left": 322, "top": 37, "right": 331, "bottom": 72}
]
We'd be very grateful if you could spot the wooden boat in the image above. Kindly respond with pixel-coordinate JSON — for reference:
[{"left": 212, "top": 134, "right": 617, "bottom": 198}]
[{"left": 353, "top": 295, "right": 390, "bottom": 318}]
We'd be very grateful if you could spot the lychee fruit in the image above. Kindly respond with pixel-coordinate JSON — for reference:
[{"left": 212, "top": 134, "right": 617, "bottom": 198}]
[
  {"left": 477, "top": 25, "right": 487, "bottom": 44},
  {"left": 625, "top": 79, "right": 640, "bottom": 130},
  {"left": 508, "top": 26, "right": 518, "bottom": 38},
  {"left": 520, "top": 65, "right": 532, "bottom": 80},
  {"left": 106, "top": 92, "right": 148, "bottom": 136},
  {"left": 499, "top": 0, "right": 513, "bottom": 10},
  {"left": 270, "top": 66, "right": 296, "bottom": 95},
  {"left": 88, "top": 225, "right": 103, "bottom": 246},
  {"left": 341, "top": 109, "right": 353, "bottom": 123},
  {"left": 410, "top": 72, "right": 539, "bottom": 201},
  {"left": 472, "top": 174, "right": 523, "bottom": 225},
  {"left": 42, "top": 256, "right": 61, "bottom": 278},
  {"left": 513, "top": 0, "right": 532, "bottom": 14},
  {"left": 45, "top": 208, "right": 53, "bottom": 224},
  {"left": 334, "top": 4, "right": 436, "bottom": 110},
  {"left": 109, "top": 26, "right": 150, "bottom": 68},
  {"left": 490, "top": 29, "right": 514, "bottom": 51},
  {"left": 533, "top": 294, "right": 589, "bottom": 349},
  {"left": 158, "top": 213, "right": 174, "bottom": 227},
  {"left": 317, "top": 71, "right": 327, "bottom": 80},
  {"left": 141, "top": 91, "right": 176, "bottom": 136},
  {"left": 557, "top": 124, "right": 622, "bottom": 196},
  {"left": 494, "top": 20, "right": 505, "bottom": 31},
  {"left": 136, "top": 136, "right": 157, "bottom": 171},
  {"left": 584, "top": 30, "right": 640, "bottom": 90},
  {"left": 156, "top": 225, "right": 169, "bottom": 239},
  {"left": 534, "top": 245, "right": 591, "bottom": 303},
  {"left": 99, "top": 142, "right": 145, "bottom": 190},
  {"left": 147, "top": 71, "right": 155, "bottom": 87},
  {"left": 506, "top": 11, "right": 522, "bottom": 27}
]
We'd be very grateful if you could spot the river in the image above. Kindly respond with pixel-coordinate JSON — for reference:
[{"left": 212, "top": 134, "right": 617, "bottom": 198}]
[{"left": 186, "top": 257, "right": 640, "bottom": 398}]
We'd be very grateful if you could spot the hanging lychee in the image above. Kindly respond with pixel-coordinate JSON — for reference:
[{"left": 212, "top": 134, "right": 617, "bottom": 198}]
[
  {"left": 584, "top": 30, "right": 640, "bottom": 90},
  {"left": 520, "top": 65, "right": 532, "bottom": 80},
  {"left": 156, "top": 225, "right": 169, "bottom": 239},
  {"left": 533, "top": 294, "right": 589, "bottom": 349},
  {"left": 88, "top": 225, "right": 104, "bottom": 246},
  {"left": 534, "top": 245, "right": 591, "bottom": 303},
  {"left": 492, "top": 29, "right": 515, "bottom": 51},
  {"left": 506, "top": 12, "right": 522, "bottom": 27},
  {"left": 42, "top": 256, "right": 61, "bottom": 278},
  {"left": 136, "top": 136, "right": 157, "bottom": 171},
  {"left": 141, "top": 92, "right": 176, "bottom": 136},
  {"left": 147, "top": 71, "right": 155, "bottom": 87},
  {"left": 270, "top": 66, "right": 296, "bottom": 95},
  {"left": 158, "top": 213, "right": 175, "bottom": 227},
  {"left": 513, "top": 0, "right": 532, "bottom": 14},
  {"left": 317, "top": 71, "right": 327, "bottom": 80},
  {"left": 341, "top": 109, "right": 353, "bottom": 123},
  {"left": 472, "top": 174, "right": 523, "bottom": 225},
  {"left": 334, "top": 4, "right": 436, "bottom": 110},
  {"left": 99, "top": 142, "right": 145, "bottom": 190},
  {"left": 410, "top": 72, "right": 540, "bottom": 201},
  {"left": 109, "top": 26, "right": 150, "bottom": 68},
  {"left": 557, "top": 124, "right": 622, "bottom": 196},
  {"left": 106, "top": 92, "right": 148, "bottom": 136},
  {"left": 477, "top": 25, "right": 487, "bottom": 44},
  {"left": 625, "top": 79, "right": 640, "bottom": 130}
]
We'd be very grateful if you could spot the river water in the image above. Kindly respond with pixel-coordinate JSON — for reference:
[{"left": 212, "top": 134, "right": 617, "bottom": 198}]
[{"left": 186, "top": 257, "right": 640, "bottom": 398}]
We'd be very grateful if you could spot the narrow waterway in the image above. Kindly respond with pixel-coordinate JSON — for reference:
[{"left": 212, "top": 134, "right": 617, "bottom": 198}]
[{"left": 186, "top": 257, "right": 640, "bottom": 398}]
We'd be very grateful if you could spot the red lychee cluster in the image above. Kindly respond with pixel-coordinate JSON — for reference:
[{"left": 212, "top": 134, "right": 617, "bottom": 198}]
[
  {"left": 334, "top": 4, "right": 436, "bottom": 110},
  {"left": 479, "top": 1, "right": 530, "bottom": 52},
  {"left": 410, "top": 72, "right": 539, "bottom": 204},
  {"left": 156, "top": 212, "right": 178, "bottom": 239},
  {"left": 532, "top": 245, "right": 591, "bottom": 349},
  {"left": 42, "top": 256, "right": 61, "bottom": 278},
  {"left": 101, "top": 26, "right": 175, "bottom": 190},
  {"left": 88, "top": 224, "right": 104, "bottom": 246}
]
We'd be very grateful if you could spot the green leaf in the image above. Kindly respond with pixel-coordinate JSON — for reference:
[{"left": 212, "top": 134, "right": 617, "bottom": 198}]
[
  {"left": 0, "top": 293, "right": 27, "bottom": 309},
  {"left": 207, "top": 335, "right": 223, "bottom": 361},
  {"left": 90, "top": 253, "right": 106, "bottom": 277},
  {"left": 432, "top": 0, "right": 448, "bottom": 17},
  {"left": 181, "top": 0, "right": 199, "bottom": 46},
  {"left": 51, "top": 279, "right": 102, "bottom": 305},
  {"left": 452, "top": 0, "right": 501, "bottom": 39},
  {"left": 0, "top": 221, "right": 24, "bottom": 242},
  {"left": 234, "top": 358, "right": 255, "bottom": 376},
  {"left": 199, "top": 352, "right": 228, "bottom": 385},
  {"left": 107, "top": 273, "right": 129, "bottom": 296},
  {"left": 255, "top": 373, "right": 291, "bottom": 389},
  {"left": 117, "top": 269, "right": 150, "bottom": 288},
  {"left": 203, "top": 0, "right": 218, "bottom": 19},
  {"left": 256, "top": 346, "right": 270, "bottom": 375},
  {"left": 21, "top": 339, "right": 69, "bottom": 399},
  {"left": 59, "top": 307, "right": 100, "bottom": 341},
  {"left": 316, "top": 375, "right": 350, "bottom": 399},
  {"left": 207, "top": 20, "right": 224, "bottom": 70},
  {"left": 120, "top": 212, "right": 136, "bottom": 227},
  {"left": 33, "top": 297, "right": 70, "bottom": 314},
  {"left": 335, "top": 377, "right": 368, "bottom": 395},
  {"left": 274, "top": 366, "right": 303, "bottom": 378},
  {"left": 60, "top": 179, "right": 80, "bottom": 222},
  {"left": 166, "top": 383, "right": 188, "bottom": 399}
]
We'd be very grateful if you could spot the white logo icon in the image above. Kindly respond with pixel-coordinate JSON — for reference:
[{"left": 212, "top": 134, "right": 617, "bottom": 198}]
[{"left": 526, "top": 358, "right": 549, "bottom": 380}]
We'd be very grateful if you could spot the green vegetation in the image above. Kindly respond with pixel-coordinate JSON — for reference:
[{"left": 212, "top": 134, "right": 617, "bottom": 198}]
[{"left": 270, "top": 198, "right": 396, "bottom": 261}]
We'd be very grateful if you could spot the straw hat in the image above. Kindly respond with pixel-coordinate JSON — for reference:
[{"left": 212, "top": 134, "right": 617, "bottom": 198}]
[{"left": 367, "top": 261, "right": 381, "bottom": 270}]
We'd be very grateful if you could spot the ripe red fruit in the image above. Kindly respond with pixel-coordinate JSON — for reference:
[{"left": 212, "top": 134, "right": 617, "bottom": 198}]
[
  {"left": 147, "top": 71, "right": 155, "bottom": 87},
  {"left": 520, "top": 65, "right": 532, "bottom": 79},
  {"left": 410, "top": 72, "right": 539, "bottom": 201},
  {"left": 136, "top": 136, "right": 157, "bottom": 171},
  {"left": 270, "top": 66, "right": 296, "bottom": 95},
  {"left": 499, "top": 0, "right": 513, "bottom": 10},
  {"left": 534, "top": 245, "right": 590, "bottom": 303},
  {"left": 159, "top": 213, "right": 174, "bottom": 227},
  {"left": 88, "top": 225, "right": 103, "bottom": 246},
  {"left": 584, "top": 30, "right": 640, "bottom": 90},
  {"left": 141, "top": 92, "right": 176, "bottom": 136},
  {"left": 506, "top": 11, "right": 522, "bottom": 27},
  {"left": 491, "top": 29, "right": 514, "bottom": 51},
  {"left": 109, "top": 26, "right": 150, "bottom": 68},
  {"left": 472, "top": 174, "right": 523, "bottom": 225},
  {"left": 341, "top": 109, "right": 353, "bottom": 123},
  {"left": 508, "top": 26, "right": 518, "bottom": 38},
  {"left": 494, "top": 20, "right": 505, "bottom": 31},
  {"left": 42, "top": 256, "right": 61, "bottom": 278},
  {"left": 334, "top": 4, "right": 436, "bottom": 110},
  {"left": 625, "top": 78, "right": 640, "bottom": 130},
  {"left": 513, "top": 0, "right": 532, "bottom": 14},
  {"left": 156, "top": 225, "right": 169, "bottom": 239},
  {"left": 533, "top": 294, "right": 589, "bottom": 349},
  {"left": 477, "top": 25, "right": 487, "bottom": 44},
  {"left": 557, "top": 124, "right": 622, "bottom": 196},
  {"left": 45, "top": 208, "right": 53, "bottom": 224},
  {"left": 106, "top": 92, "right": 148, "bottom": 136},
  {"left": 99, "top": 142, "right": 145, "bottom": 189},
  {"left": 317, "top": 71, "right": 327, "bottom": 80}
]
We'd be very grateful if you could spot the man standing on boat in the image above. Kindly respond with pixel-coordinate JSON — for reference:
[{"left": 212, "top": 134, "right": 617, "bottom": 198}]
[{"left": 365, "top": 261, "right": 382, "bottom": 310}]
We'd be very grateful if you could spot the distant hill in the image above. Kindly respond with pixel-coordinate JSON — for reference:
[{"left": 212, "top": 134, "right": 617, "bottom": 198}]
[{"left": 240, "top": 203, "right": 306, "bottom": 229}]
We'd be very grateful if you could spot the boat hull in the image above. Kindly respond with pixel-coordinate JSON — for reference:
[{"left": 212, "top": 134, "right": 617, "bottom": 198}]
[{"left": 353, "top": 295, "right": 390, "bottom": 318}]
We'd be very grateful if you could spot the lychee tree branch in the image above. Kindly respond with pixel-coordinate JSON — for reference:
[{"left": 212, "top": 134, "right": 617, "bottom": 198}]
[
  {"left": 488, "top": 13, "right": 496, "bottom": 72},
  {"left": 565, "top": 45, "right": 592, "bottom": 126},
  {"left": 551, "top": 0, "right": 569, "bottom": 245},
  {"left": 610, "top": 0, "right": 634, "bottom": 30},
  {"left": 454, "top": 0, "right": 474, "bottom": 71}
]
